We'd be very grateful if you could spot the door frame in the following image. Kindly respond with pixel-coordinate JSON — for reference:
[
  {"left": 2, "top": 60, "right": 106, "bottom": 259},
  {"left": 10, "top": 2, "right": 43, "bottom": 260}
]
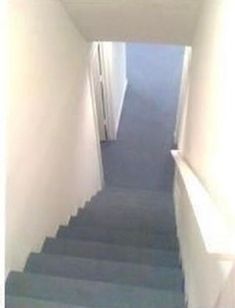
[
  {"left": 88, "top": 42, "right": 105, "bottom": 187},
  {"left": 98, "top": 43, "right": 116, "bottom": 140},
  {"left": 90, "top": 43, "right": 107, "bottom": 141},
  {"left": 89, "top": 42, "right": 115, "bottom": 141}
]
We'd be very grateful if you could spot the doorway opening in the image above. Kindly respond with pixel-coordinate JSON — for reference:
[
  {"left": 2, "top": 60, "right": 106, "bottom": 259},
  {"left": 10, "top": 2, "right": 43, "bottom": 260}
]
[{"left": 90, "top": 42, "right": 187, "bottom": 191}]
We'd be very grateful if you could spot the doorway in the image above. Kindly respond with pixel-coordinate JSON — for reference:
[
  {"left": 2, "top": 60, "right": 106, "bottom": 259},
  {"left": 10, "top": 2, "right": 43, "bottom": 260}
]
[
  {"left": 101, "top": 43, "right": 185, "bottom": 191},
  {"left": 90, "top": 42, "right": 128, "bottom": 142},
  {"left": 90, "top": 43, "right": 107, "bottom": 141}
]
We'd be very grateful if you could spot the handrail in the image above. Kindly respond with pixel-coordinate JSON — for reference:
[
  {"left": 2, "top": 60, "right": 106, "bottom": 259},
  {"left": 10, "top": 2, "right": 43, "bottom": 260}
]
[{"left": 171, "top": 150, "right": 235, "bottom": 259}]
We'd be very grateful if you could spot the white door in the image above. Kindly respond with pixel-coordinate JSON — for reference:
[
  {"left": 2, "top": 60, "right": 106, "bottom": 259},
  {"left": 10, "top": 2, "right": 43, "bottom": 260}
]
[{"left": 90, "top": 44, "right": 107, "bottom": 141}]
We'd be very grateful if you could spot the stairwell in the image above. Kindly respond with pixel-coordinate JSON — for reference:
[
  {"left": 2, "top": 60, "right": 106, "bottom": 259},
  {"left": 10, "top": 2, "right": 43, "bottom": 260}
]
[
  {"left": 6, "top": 1, "right": 235, "bottom": 307},
  {"left": 6, "top": 41, "right": 185, "bottom": 307},
  {"left": 6, "top": 187, "right": 184, "bottom": 307}
]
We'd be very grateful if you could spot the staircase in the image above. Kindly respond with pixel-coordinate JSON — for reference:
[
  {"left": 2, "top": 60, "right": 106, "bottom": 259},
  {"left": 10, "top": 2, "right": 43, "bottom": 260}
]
[{"left": 6, "top": 187, "right": 184, "bottom": 307}]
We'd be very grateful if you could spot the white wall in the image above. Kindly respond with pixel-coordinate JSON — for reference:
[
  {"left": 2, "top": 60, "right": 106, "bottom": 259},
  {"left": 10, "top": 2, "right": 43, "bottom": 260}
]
[
  {"left": 101, "top": 42, "right": 127, "bottom": 139},
  {"left": 0, "top": 0, "right": 7, "bottom": 304},
  {"left": 62, "top": 0, "right": 202, "bottom": 45},
  {"left": 175, "top": 0, "right": 235, "bottom": 307},
  {"left": 7, "top": 0, "right": 102, "bottom": 275},
  {"left": 215, "top": 264, "right": 235, "bottom": 308},
  {"left": 182, "top": 0, "right": 235, "bottom": 223}
]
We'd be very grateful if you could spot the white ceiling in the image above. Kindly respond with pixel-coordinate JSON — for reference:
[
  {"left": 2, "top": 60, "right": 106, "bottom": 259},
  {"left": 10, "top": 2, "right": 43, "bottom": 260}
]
[{"left": 61, "top": 0, "right": 203, "bottom": 45}]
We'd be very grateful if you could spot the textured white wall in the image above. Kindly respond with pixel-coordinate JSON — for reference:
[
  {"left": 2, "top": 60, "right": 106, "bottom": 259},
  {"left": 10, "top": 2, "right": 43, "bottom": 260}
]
[
  {"left": 62, "top": 0, "right": 202, "bottom": 45},
  {"left": 7, "top": 0, "right": 102, "bottom": 275},
  {"left": 182, "top": 0, "right": 235, "bottom": 225},
  {"left": 175, "top": 0, "right": 235, "bottom": 307},
  {"left": 101, "top": 42, "right": 127, "bottom": 138}
]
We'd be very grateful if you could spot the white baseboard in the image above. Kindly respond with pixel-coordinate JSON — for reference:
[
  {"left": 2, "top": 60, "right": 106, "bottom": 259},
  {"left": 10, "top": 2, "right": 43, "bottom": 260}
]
[{"left": 114, "top": 78, "right": 128, "bottom": 139}]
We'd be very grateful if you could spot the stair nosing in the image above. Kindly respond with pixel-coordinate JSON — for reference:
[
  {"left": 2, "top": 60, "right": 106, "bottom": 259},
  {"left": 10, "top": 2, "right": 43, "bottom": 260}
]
[
  {"left": 44, "top": 236, "right": 179, "bottom": 255},
  {"left": 27, "top": 251, "right": 182, "bottom": 273},
  {"left": 7, "top": 270, "right": 184, "bottom": 295}
]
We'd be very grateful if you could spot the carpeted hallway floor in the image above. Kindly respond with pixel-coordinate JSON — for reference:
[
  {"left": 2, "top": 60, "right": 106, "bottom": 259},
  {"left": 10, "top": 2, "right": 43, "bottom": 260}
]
[{"left": 102, "top": 43, "right": 184, "bottom": 191}]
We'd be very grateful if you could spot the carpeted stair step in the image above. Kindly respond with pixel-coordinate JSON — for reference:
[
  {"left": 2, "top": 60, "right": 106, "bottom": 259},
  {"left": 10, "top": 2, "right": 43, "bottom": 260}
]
[
  {"left": 96, "top": 186, "right": 173, "bottom": 198},
  {"left": 25, "top": 253, "right": 183, "bottom": 290},
  {"left": 83, "top": 196, "right": 174, "bottom": 214},
  {"left": 6, "top": 271, "right": 185, "bottom": 308},
  {"left": 43, "top": 237, "right": 180, "bottom": 267},
  {"left": 81, "top": 189, "right": 177, "bottom": 233},
  {"left": 82, "top": 202, "right": 174, "bottom": 220},
  {"left": 70, "top": 206, "right": 176, "bottom": 233},
  {"left": 90, "top": 189, "right": 174, "bottom": 209},
  {"left": 5, "top": 295, "right": 85, "bottom": 308},
  {"left": 57, "top": 225, "right": 179, "bottom": 250}
]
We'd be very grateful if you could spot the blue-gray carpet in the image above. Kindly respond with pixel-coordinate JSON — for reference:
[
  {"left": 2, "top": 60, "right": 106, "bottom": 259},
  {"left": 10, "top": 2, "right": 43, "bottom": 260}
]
[
  {"left": 102, "top": 44, "right": 184, "bottom": 191},
  {"left": 6, "top": 188, "right": 184, "bottom": 308}
]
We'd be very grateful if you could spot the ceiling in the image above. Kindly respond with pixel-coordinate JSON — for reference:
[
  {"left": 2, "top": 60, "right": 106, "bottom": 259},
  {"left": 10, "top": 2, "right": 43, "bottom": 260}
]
[{"left": 61, "top": 0, "right": 203, "bottom": 45}]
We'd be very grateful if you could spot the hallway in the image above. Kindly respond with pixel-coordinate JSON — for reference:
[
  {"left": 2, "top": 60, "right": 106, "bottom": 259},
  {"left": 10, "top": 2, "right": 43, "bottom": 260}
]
[{"left": 102, "top": 44, "right": 184, "bottom": 191}]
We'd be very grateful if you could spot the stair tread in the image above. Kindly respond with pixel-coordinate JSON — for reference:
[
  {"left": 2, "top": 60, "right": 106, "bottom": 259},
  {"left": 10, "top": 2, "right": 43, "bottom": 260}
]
[
  {"left": 6, "top": 271, "right": 185, "bottom": 308},
  {"left": 5, "top": 295, "right": 85, "bottom": 308},
  {"left": 57, "top": 225, "right": 179, "bottom": 250},
  {"left": 43, "top": 237, "right": 180, "bottom": 267},
  {"left": 98, "top": 186, "right": 173, "bottom": 199},
  {"left": 70, "top": 208, "right": 176, "bottom": 233},
  {"left": 25, "top": 253, "right": 183, "bottom": 290},
  {"left": 6, "top": 187, "right": 183, "bottom": 307},
  {"left": 91, "top": 193, "right": 173, "bottom": 209},
  {"left": 81, "top": 201, "right": 174, "bottom": 214}
]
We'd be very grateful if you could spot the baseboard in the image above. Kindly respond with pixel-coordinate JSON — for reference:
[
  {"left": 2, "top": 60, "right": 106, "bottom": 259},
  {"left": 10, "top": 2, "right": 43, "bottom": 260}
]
[{"left": 114, "top": 78, "right": 128, "bottom": 139}]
